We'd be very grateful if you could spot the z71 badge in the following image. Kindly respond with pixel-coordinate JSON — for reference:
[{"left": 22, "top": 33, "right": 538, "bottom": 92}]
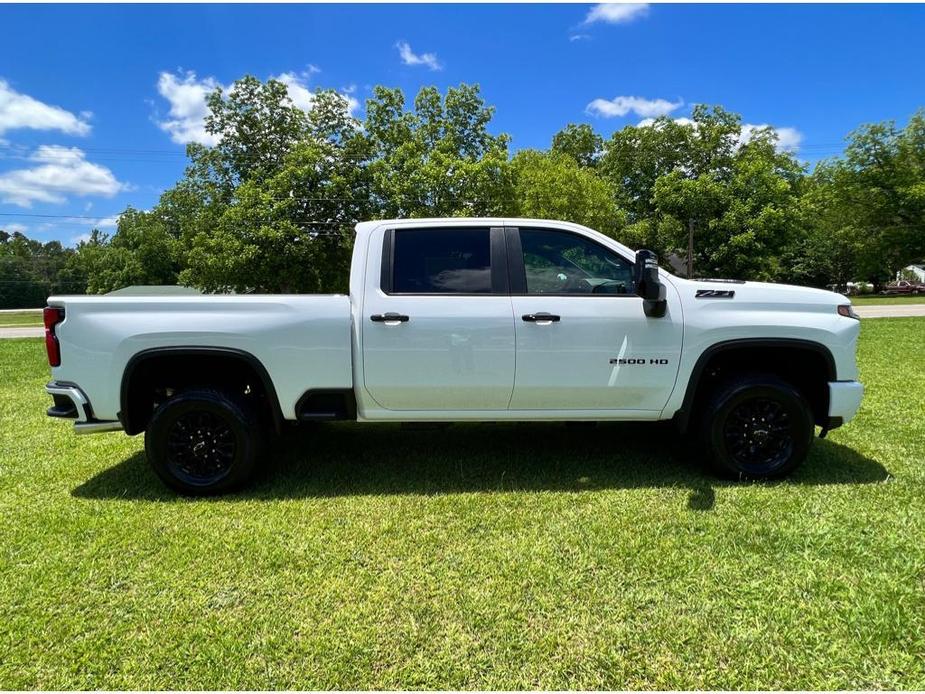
[{"left": 696, "top": 289, "right": 735, "bottom": 299}]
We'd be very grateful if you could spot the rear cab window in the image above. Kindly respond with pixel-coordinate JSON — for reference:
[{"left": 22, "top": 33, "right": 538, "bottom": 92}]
[{"left": 387, "top": 227, "right": 494, "bottom": 294}]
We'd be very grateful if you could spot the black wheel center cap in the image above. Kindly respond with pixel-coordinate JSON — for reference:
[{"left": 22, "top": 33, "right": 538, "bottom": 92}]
[
  {"left": 723, "top": 396, "right": 794, "bottom": 472},
  {"left": 166, "top": 410, "right": 237, "bottom": 483}
]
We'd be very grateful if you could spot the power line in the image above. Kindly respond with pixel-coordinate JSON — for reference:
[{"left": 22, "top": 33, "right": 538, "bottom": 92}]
[
  {"left": 0, "top": 210, "right": 363, "bottom": 222},
  {"left": 0, "top": 139, "right": 855, "bottom": 162}
]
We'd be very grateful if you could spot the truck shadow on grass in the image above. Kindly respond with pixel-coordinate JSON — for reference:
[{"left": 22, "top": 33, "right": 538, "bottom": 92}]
[{"left": 72, "top": 421, "right": 889, "bottom": 509}]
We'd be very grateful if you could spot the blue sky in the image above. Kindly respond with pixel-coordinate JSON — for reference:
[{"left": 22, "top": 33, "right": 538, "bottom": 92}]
[{"left": 2, "top": 2, "right": 925, "bottom": 246}]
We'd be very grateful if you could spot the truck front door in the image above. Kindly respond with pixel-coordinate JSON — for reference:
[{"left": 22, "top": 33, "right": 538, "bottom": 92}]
[
  {"left": 506, "top": 226, "right": 682, "bottom": 412},
  {"left": 362, "top": 226, "right": 516, "bottom": 411}
]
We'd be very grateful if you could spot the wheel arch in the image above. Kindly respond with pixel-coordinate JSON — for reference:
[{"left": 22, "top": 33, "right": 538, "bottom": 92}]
[
  {"left": 674, "top": 338, "right": 836, "bottom": 433},
  {"left": 119, "top": 346, "right": 284, "bottom": 435}
]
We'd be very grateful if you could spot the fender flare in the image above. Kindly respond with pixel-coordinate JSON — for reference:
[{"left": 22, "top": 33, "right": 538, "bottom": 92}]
[
  {"left": 673, "top": 338, "right": 836, "bottom": 433},
  {"left": 119, "top": 346, "right": 285, "bottom": 435}
]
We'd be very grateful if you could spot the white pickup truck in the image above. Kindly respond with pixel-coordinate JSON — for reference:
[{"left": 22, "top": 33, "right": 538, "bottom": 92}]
[{"left": 44, "top": 218, "right": 864, "bottom": 494}]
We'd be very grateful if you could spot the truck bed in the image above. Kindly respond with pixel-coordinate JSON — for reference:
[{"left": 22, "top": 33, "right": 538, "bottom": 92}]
[{"left": 47, "top": 294, "right": 353, "bottom": 421}]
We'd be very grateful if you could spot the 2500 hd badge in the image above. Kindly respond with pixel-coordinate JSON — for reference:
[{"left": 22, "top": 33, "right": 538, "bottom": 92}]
[{"left": 610, "top": 358, "right": 671, "bottom": 365}]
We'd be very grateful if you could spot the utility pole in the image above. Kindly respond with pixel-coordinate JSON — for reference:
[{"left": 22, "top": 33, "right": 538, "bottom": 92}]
[{"left": 687, "top": 218, "right": 695, "bottom": 279}]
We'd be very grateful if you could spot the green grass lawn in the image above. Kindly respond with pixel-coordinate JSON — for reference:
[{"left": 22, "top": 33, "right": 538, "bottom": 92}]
[
  {"left": 1, "top": 320, "right": 924, "bottom": 689},
  {"left": 0, "top": 310, "right": 42, "bottom": 327},
  {"left": 851, "top": 294, "right": 925, "bottom": 305}
]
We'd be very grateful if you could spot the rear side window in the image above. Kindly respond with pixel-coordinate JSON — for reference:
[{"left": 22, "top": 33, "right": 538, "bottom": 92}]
[
  {"left": 518, "top": 228, "right": 635, "bottom": 295},
  {"left": 391, "top": 228, "right": 492, "bottom": 294}
]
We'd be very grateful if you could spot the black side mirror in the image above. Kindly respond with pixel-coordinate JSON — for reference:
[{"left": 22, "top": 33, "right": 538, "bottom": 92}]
[{"left": 634, "top": 249, "right": 667, "bottom": 318}]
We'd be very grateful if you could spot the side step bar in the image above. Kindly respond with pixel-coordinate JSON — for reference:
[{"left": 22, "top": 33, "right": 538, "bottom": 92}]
[{"left": 75, "top": 420, "right": 123, "bottom": 435}]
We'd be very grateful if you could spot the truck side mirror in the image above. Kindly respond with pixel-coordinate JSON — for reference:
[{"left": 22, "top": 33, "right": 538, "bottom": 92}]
[{"left": 634, "top": 249, "right": 667, "bottom": 318}]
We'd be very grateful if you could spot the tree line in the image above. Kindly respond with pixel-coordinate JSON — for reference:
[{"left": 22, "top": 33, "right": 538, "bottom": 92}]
[{"left": 2, "top": 75, "right": 923, "bottom": 307}]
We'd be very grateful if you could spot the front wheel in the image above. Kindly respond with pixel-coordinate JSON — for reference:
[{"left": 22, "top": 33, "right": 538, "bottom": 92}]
[
  {"left": 145, "top": 388, "right": 265, "bottom": 495},
  {"left": 700, "top": 374, "right": 814, "bottom": 480}
]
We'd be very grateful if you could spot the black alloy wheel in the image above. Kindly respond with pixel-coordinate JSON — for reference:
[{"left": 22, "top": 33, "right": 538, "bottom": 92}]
[
  {"left": 165, "top": 409, "right": 238, "bottom": 486},
  {"left": 145, "top": 388, "right": 264, "bottom": 495},
  {"left": 722, "top": 397, "right": 795, "bottom": 476},
  {"left": 701, "top": 374, "right": 814, "bottom": 480}
]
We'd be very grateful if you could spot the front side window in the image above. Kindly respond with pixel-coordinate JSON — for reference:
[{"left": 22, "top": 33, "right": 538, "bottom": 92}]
[
  {"left": 391, "top": 228, "right": 492, "bottom": 293},
  {"left": 519, "top": 228, "right": 635, "bottom": 295}
]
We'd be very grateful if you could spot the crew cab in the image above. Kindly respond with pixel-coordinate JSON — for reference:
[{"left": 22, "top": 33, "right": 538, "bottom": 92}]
[{"left": 43, "top": 218, "right": 865, "bottom": 494}]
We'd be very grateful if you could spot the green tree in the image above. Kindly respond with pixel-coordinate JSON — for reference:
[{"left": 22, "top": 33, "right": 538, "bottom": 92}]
[
  {"left": 600, "top": 106, "right": 805, "bottom": 278},
  {"left": 182, "top": 88, "right": 369, "bottom": 293},
  {"left": 0, "top": 230, "right": 83, "bottom": 307},
  {"left": 510, "top": 150, "right": 624, "bottom": 237},
  {"left": 201, "top": 75, "right": 311, "bottom": 191},
  {"left": 810, "top": 110, "right": 925, "bottom": 285},
  {"left": 551, "top": 123, "right": 603, "bottom": 168},
  {"left": 365, "top": 84, "right": 514, "bottom": 218},
  {"left": 67, "top": 210, "right": 181, "bottom": 294},
  {"left": 599, "top": 113, "right": 700, "bottom": 222},
  {"left": 654, "top": 137, "right": 804, "bottom": 279}
]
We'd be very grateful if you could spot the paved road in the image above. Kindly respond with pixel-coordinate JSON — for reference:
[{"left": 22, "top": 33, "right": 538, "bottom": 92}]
[
  {"left": 0, "top": 327, "right": 44, "bottom": 338},
  {"left": 0, "top": 304, "right": 921, "bottom": 339},
  {"left": 854, "top": 304, "right": 925, "bottom": 319}
]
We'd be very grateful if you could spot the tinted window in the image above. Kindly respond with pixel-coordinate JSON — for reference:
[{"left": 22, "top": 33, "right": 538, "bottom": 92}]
[
  {"left": 391, "top": 228, "right": 492, "bottom": 293},
  {"left": 519, "top": 229, "right": 635, "bottom": 295}
]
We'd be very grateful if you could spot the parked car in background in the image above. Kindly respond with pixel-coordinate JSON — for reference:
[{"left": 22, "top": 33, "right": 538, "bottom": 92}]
[{"left": 882, "top": 280, "right": 924, "bottom": 295}]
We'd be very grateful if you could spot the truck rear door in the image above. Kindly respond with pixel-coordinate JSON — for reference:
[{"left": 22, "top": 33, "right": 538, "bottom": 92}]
[{"left": 361, "top": 225, "right": 516, "bottom": 411}]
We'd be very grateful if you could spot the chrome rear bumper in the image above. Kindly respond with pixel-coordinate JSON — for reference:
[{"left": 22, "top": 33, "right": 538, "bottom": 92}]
[{"left": 45, "top": 381, "right": 123, "bottom": 435}]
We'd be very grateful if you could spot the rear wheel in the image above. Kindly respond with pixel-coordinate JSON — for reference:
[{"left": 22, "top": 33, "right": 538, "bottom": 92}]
[
  {"left": 145, "top": 388, "right": 265, "bottom": 495},
  {"left": 700, "top": 374, "right": 814, "bottom": 480}
]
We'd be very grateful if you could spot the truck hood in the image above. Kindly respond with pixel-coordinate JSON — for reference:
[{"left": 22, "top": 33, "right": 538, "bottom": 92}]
[{"left": 674, "top": 277, "right": 849, "bottom": 307}]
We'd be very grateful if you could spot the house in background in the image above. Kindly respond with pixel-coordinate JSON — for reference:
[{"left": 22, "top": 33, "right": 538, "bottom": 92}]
[
  {"left": 896, "top": 263, "right": 925, "bottom": 283},
  {"left": 900, "top": 263, "right": 925, "bottom": 282}
]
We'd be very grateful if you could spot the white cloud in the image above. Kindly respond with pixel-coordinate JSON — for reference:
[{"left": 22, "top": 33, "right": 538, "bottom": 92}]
[
  {"left": 587, "top": 95, "right": 683, "bottom": 119},
  {"left": 156, "top": 71, "right": 223, "bottom": 146},
  {"left": 637, "top": 117, "right": 803, "bottom": 153},
  {"left": 637, "top": 116, "right": 695, "bottom": 128},
  {"left": 71, "top": 232, "right": 93, "bottom": 246},
  {"left": 4, "top": 222, "right": 27, "bottom": 234},
  {"left": 0, "top": 79, "right": 91, "bottom": 136},
  {"left": 583, "top": 3, "right": 649, "bottom": 25},
  {"left": 569, "top": 33, "right": 592, "bottom": 42},
  {"left": 275, "top": 71, "right": 317, "bottom": 112},
  {"left": 340, "top": 84, "right": 361, "bottom": 116},
  {"left": 273, "top": 71, "right": 360, "bottom": 117},
  {"left": 740, "top": 123, "right": 803, "bottom": 152},
  {"left": 93, "top": 214, "right": 121, "bottom": 228},
  {"left": 0, "top": 145, "right": 126, "bottom": 207},
  {"left": 396, "top": 41, "right": 442, "bottom": 71},
  {"left": 155, "top": 69, "right": 360, "bottom": 145}
]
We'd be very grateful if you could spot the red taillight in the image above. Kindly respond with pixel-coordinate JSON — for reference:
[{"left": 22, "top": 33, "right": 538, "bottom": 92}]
[{"left": 43, "top": 306, "right": 65, "bottom": 367}]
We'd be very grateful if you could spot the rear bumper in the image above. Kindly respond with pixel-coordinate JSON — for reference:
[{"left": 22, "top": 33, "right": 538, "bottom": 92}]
[
  {"left": 827, "top": 380, "right": 864, "bottom": 429},
  {"left": 45, "top": 381, "right": 123, "bottom": 435}
]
